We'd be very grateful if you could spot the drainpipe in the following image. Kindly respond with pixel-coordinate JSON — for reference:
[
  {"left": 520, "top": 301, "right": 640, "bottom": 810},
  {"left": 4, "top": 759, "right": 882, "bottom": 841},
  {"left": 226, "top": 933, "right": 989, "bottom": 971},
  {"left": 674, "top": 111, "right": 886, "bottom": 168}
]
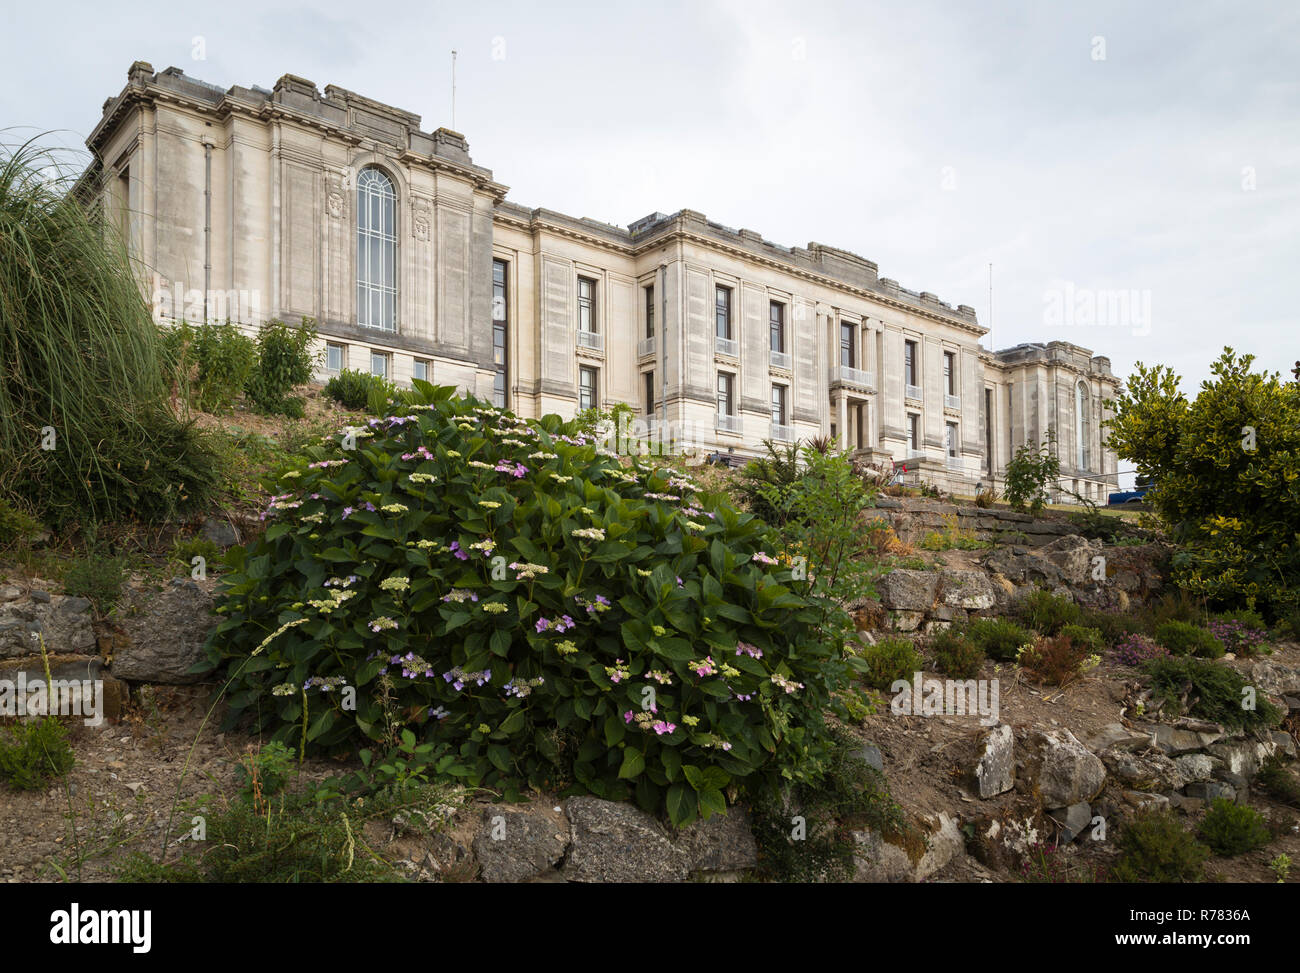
[{"left": 202, "top": 139, "right": 213, "bottom": 324}]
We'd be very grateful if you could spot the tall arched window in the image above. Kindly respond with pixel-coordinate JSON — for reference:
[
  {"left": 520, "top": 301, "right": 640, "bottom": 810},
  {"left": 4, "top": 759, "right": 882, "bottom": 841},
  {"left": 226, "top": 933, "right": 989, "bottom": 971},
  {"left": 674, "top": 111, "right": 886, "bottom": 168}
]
[
  {"left": 1076, "top": 381, "right": 1091, "bottom": 471},
  {"left": 357, "top": 168, "right": 397, "bottom": 330}
]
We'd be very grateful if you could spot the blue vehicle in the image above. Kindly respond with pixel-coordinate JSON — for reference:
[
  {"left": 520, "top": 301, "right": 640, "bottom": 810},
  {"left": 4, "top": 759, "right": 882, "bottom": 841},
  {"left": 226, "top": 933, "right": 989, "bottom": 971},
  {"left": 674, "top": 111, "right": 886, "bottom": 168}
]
[{"left": 1108, "top": 476, "right": 1153, "bottom": 506}]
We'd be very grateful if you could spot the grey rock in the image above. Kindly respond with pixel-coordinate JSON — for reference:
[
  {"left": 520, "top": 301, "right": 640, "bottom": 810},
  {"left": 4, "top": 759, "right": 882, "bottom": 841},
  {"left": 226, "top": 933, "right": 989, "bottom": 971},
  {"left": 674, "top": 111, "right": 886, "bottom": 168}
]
[
  {"left": 676, "top": 806, "right": 759, "bottom": 874},
  {"left": 1046, "top": 802, "right": 1092, "bottom": 843},
  {"left": 472, "top": 807, "right": 568, "bottom": 883},
  {"left": 890, "top": 610, "right": 925, "bottom": 632},
  {"left": 562, "top": 796, "right": 688, "bottom": 882},
  {"left": 1038, "top": 535, "right": 1102, "bottom": 586},
  {"left": 1026, "top": 729, "right": 1106, "bottom": 808},
  {"left": 1273, "top": 732, "right": 1297, "bottom": 757},
  {"left": 1206, "top": 740, "right": 1274, "bottom": 778},
  {"left": 1151, "top": 724, "right": 1215, "bottom": 756},
  {"left": 0, "top": 586, "right": 21, "bottom": 603},
  {"left": 30, "top": 591, "right": 51, "bottom": 605},
  {"left": 938, "top": 570, "right": 995, "bottom": 610},
  {"left": 1185, "top": 780, "right": 1236, "bottom": 803},
  {"left": 0, "top": 595, "right": 96, "bottom": 659},
  {"left": 852, "top": 811, "right": 964, "bottom": 883},
  {"left": 1086, "top": 723, "right": 1151, "bottom": 751},
  {"left": 1174, "top": 754, "right": 1216, "bottom": 783},
  {"left": 878, "top": 570, "right": 939, "bottom": 612},
  {"left": 200, "top": 517, "right": 240, "bottom": 548},
  {"left": 1239, "top": 658, "right": 1300, "bottom": 697},
  {"left": 113, "top": 579, "right": 217, "bottom": 684},
  {"left": 1101, "top": 748, "right": 1183, "bottom": 791},
  {"left": 975, "top": 724, "right": 1015, "bottom": 798},
  {"left": 852, "top": 743, "right": 884, "bottom": 774}
]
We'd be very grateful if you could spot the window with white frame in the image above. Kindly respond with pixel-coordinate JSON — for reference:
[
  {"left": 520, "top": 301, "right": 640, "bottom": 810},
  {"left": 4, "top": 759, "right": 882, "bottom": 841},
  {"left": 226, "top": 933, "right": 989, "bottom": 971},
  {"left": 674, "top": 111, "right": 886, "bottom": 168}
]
[
  {"left": 326, "top": 342, "right": 344, "bottom": 372},
  {"left": 356, "top": 168, "right": 397, "bottom": 331},
  {"left": 579, "top": 365, "right": 598, "bottom": 411},
  {"left": 370, "top": 351, "right": 389, "bottom": 379}
]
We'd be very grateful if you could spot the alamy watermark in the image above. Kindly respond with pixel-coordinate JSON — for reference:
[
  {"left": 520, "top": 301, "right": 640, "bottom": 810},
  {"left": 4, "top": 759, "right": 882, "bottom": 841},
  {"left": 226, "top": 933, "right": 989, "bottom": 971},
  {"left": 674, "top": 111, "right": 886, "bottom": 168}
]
[
  {"left": 890, "top": 673, "right": 1000, "bottom": 726},
  {"left": 1043, "top": 281, "right": 1151, "bottom": 337},
  {"left": 0, "top": 673, "right": 104, "bottom": 727},
  {"left": 150, "top": 273, "right": 261, "bottom": 326}
]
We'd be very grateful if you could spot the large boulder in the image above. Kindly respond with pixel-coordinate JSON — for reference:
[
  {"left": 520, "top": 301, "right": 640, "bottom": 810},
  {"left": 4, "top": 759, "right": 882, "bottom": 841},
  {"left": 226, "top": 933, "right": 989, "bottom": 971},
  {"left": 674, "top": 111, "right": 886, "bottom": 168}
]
[
  {"left": 852, "top": 811, "right": 965, "bottom": 883},
  {"left": 1023, "top": 729, "right": 1106, "bottom": 808},
  {"left": 878, "top": 570, "right": 938, "bottom": 612},
  {"left": 113, "top": 578, "right": 218, "bottom": 684},
  {"left": 975, "top": 724, "right": 1015, "bottom": 798},
  {"left": 0, "top": 594, "right": 95, "bottom": 659},
  {"left": 938, "top": 569, "right": 996, "bottom": 611},
  {"left": 472, "top": 806, "right": 568, "bottom": 883}
]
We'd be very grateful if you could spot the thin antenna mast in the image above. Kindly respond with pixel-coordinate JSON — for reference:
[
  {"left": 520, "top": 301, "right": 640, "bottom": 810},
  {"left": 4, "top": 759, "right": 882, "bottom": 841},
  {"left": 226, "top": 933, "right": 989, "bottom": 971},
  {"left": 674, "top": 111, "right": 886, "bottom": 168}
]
[
  {"left": 451, "top": 50, "right": 457, "bottom": 130},
  {"left": 988, "top": 262, "right": 993, "bottom": 350}
]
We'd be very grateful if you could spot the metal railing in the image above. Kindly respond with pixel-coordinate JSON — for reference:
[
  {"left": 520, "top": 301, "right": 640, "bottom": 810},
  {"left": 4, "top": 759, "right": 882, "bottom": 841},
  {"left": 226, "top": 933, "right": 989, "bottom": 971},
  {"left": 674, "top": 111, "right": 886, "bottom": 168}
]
[
  {"left": 577, "top": 330, "right": 604, "bottom": 352},
  {"left": 715, "top": 413, "right": 741, "bottom": 433},
  {"left": 944, "top": 393, "right": 961, "bottom": 410},
  {"left": 832, "top": 365, "right": 875, "bottom": 389},
  {"left": 769, "top": 422, "right": 795, "bottom": 443},
  {"left": 637, "top": 337, "right": 656, "bottom": 358}
]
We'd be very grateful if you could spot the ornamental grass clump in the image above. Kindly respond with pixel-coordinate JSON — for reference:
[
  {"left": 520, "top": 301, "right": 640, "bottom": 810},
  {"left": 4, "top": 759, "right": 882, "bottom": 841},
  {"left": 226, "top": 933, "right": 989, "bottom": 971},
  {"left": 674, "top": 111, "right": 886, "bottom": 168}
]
[{"left": 204, "top": 384, "right": 849, "bottom": 826}]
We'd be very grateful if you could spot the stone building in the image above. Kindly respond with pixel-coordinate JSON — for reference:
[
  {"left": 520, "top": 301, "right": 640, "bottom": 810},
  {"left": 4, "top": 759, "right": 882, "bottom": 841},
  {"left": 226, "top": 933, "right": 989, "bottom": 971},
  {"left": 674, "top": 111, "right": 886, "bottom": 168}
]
[{"left": 80, "top": 61, "right": 1120, "bottom": 499}]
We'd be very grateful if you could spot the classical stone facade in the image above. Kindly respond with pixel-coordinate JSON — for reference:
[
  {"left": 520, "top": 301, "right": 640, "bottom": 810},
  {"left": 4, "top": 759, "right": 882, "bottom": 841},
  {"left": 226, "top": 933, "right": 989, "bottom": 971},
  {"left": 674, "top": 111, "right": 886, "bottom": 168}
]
[{"left": 82, "top": 62, "right": 1119, "bottom": 498}]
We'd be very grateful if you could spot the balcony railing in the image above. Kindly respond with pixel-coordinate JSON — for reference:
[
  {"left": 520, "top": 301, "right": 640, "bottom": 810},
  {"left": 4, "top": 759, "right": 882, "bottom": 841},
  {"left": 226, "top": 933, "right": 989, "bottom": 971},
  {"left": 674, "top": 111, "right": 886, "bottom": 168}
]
[
  {"left": 906, "top": 448, "right": 925, "bottom": 461},
  {"left": 905, "top": 384, "right": 923, "bottom": 401},
  {"left": 769, "top": 422, "right": 795, "bottom": 443},
  {"left": 715, "top": 335, "right": 738, "bottom": 358},
  {"left": 577, "top": 330, "right": 604, "bottom": 352},
  {"left": 832, "top": 365, "right": 875, "bottom": 389},
  {"left": 770, "top": 349, "right": 791, "bottom": 370},
  {"left": 946, "top": 455, "right": 963, "bottom": 470},
  {"left": 715, "top": 412, "right": 741, "bottom": 433},
  {"left": 637, "top": 337, "right": 656, "bottom": 359},
  {"left": 944, "top": 393, "right": 961, "bottom": 410}
]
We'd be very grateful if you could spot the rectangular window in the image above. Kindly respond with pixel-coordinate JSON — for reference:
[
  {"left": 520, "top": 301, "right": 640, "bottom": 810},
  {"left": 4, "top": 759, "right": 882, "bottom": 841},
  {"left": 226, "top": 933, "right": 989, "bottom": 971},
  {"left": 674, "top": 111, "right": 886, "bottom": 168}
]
[
  {"left": 412, "top": 359, "right": 428, "bottom": 383},
  {"left": 579, "top": 365, "right": 598, "bottom": 411},
  {"left": 717, "top": 372, "right": 734, "bottom": 416},
  {"left": 370, "top": 351, "right": 389, "bottom": 379},
  {"left": 578, "top": 277, "right": 596, "bottom": 333},
  {"left": 840, "top": 322, "right": 855, "bottom": 368},
  {"left": 946, "top": 421, "right": 958, "bottom": 457},
  {"left": 944, "top": 351, "right": 955, "bottom": 395},
  {"left": 493, "top": 259, "right": 509, "bottom": 407},
  {"left": 644, "top": 371, "right": 655, "bottom": 415},
  {"left": 908, "top": 413, "right": 920, "bottom": 451},
  {"left": 771, "top": 385, "right": 788, "bottom": 425},
  {"left": 905, "top": 340, "right": 918, "bottom": 387},
  {"left": 715, "top": 285, "right": 732, "bottom": 340},
  {"left": 644, "top": 284, "right": 655, "bottom": 339},
  {"left": 769, "top": 302, "right": 785, "bottom": 353},
  {"left": 326, "top": 343, "right": 344, "bottom": 372}
]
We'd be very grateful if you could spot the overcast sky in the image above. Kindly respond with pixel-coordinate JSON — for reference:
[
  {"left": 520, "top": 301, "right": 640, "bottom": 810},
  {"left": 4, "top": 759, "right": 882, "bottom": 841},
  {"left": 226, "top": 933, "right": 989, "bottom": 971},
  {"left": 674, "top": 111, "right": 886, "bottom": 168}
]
[{"left": 4, "top": 0, "right": 1298, "bottom": 411}]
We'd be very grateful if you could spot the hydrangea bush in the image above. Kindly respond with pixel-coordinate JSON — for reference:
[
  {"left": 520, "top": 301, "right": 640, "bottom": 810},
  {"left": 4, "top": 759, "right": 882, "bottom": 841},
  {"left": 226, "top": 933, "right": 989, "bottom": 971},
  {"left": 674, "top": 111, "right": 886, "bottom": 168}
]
[{"left": 203, "top": 384, "right": 847, "bottom": 825}]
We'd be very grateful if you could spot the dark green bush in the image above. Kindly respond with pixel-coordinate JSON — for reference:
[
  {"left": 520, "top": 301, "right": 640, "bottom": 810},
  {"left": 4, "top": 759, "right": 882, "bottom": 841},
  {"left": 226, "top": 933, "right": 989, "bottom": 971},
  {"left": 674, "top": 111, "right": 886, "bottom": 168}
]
[
  {"left": 1110, "top": 807, "right": 1209, "bottom": 883},
  {"left": 856, "top": 636, "right": 922, "bottom": 691},
  {"left": 966, "top": 617, "right": 1035, "bottom": 662},
  {"left": 930, "top": 628, "right": 984, "bottom": 679},
  {"left": 1059, "top": 624, "right": 1105, "bottom": 656},
  {"left": 204, "top": 386, "right": 852, "bottom": 827},
  {"left": 736, "top": 439, "right": 802, "bottom": 526},
  {"left": 1004, "top": 432, "right": 1060, "bottom": 515},
  {"left": 1256, "top": 756, "right": 1300, "bottom": 808},
  {"left": 0, "top": 497, "right": 41, "bottom": 549},
  {"left": 1198, "top": 798, "right": 1271, "bottom": 856},
  {"left": 0, "top": 716, "right": 74, "bottom": 790},
  {"left": 0, "top": 138, "right": 218, "bottom": 525},
  {"left": 324, "top": 368, "right": 392, "bottom": 412},
  {"left": 1154, "top": 620, "right": 1224, "bottom": 658},
  {"left": 1078, "top": 607, "right": 1146, "bottom": 645},
  {"left": 245, "top": 317, "right": 319, "bottom": 416},
  {"left": 161, "top": 320, "right": 257, "bottom": 412},
  {"left": 1143, "top": 657, "right": 1282, "bottom": 731},
  {"left": 61, "top": 553, "right": 125, "bottom": 615},
  {"left": 1013, "top": 589, "right": 1081, "bottom": 635}
]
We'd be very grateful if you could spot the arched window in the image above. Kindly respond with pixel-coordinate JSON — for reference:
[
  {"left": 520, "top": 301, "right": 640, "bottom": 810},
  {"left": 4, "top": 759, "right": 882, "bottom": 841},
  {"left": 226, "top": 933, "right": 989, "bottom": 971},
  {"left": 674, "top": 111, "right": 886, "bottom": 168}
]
[
  {"left": 1076, "top": 381, "right": 1091, "bottom": 471},
  {"left": 357, "top": 168, "right": 397, "bottom": 330}
]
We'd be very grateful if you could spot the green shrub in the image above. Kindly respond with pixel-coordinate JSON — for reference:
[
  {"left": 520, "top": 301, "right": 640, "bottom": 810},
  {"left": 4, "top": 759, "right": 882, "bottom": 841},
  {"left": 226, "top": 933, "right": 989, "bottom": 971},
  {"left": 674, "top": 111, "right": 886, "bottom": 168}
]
[
  {"left": 62, "top": 553, "right": 125, "bottom": 615},
  {"left": 0, "top": 138, "right": 218, "bottom": 525},
  {"left": 1154, "top": 620, "right": 1224, "bottom": 658},
  {"left": 1143, "top": 657, "right": 1282, "bottom": 731},
  {"left": 1198, "top": 798, "right": 1271, "bottom": 856},
  {"left": 1256, "top": 756, "right": 1300, "bottom": 808},
  {"left": 1018, "top": 633, "right": 1092, "bottom": 686},
  {"left": 1107, "top": 349, "right": 1300, "bottom": 619},
  {"left": 966, "top": 617, "right": 1035, "bottom": 662},
  {"left": 235, "top": 740, "right": 297, "bottom": 806},
  {"left": 161, "top": 320, "right": 257, "bottom": 412},
  {"left": 930, "top": 629, "right": 984, "bottom": 679},
  {"left": 1014, "top": 589, "right": 1081, "bottom": 635},
  {"left": 1214, "top": 607, "right": 1268, "bottom": 631},
  {"left": 1109, "top": 807, "right": 1209, "bottom": 883},
  {"left": 204, "top": 386, "right": 854, "bottom": 827},
  {"left": 0, "top": 497, "right": 41, "bottom": 549},
  {"left": 0, "top": 716, "right": 74, "bottom": 790},
  {"left": 749, "top": 728, "right": 909, "bottom": 882},
  {"left": 1004, "top": 431, "right": 1061, "bottom": 516},
  {"left": 245, "top": 317, "right": 319, "bottom": 416},
  {"left": 1077, "top": 607, "right": 1146, "bottom": 645},
  {"left": 1059, "top": 624, "right": 1105, "bottom": 656},
  {"left": 325, "top": 368, "right": 387, "bottom": 411},
  {"left": 171, "top": 535, "right": 222, "bottom": 571},
  {"left": 856, "top": 636, "right": 922, "bottom": 691},
  {"left": 736, "top": 439, "right": 802, "bottom": 526}
]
